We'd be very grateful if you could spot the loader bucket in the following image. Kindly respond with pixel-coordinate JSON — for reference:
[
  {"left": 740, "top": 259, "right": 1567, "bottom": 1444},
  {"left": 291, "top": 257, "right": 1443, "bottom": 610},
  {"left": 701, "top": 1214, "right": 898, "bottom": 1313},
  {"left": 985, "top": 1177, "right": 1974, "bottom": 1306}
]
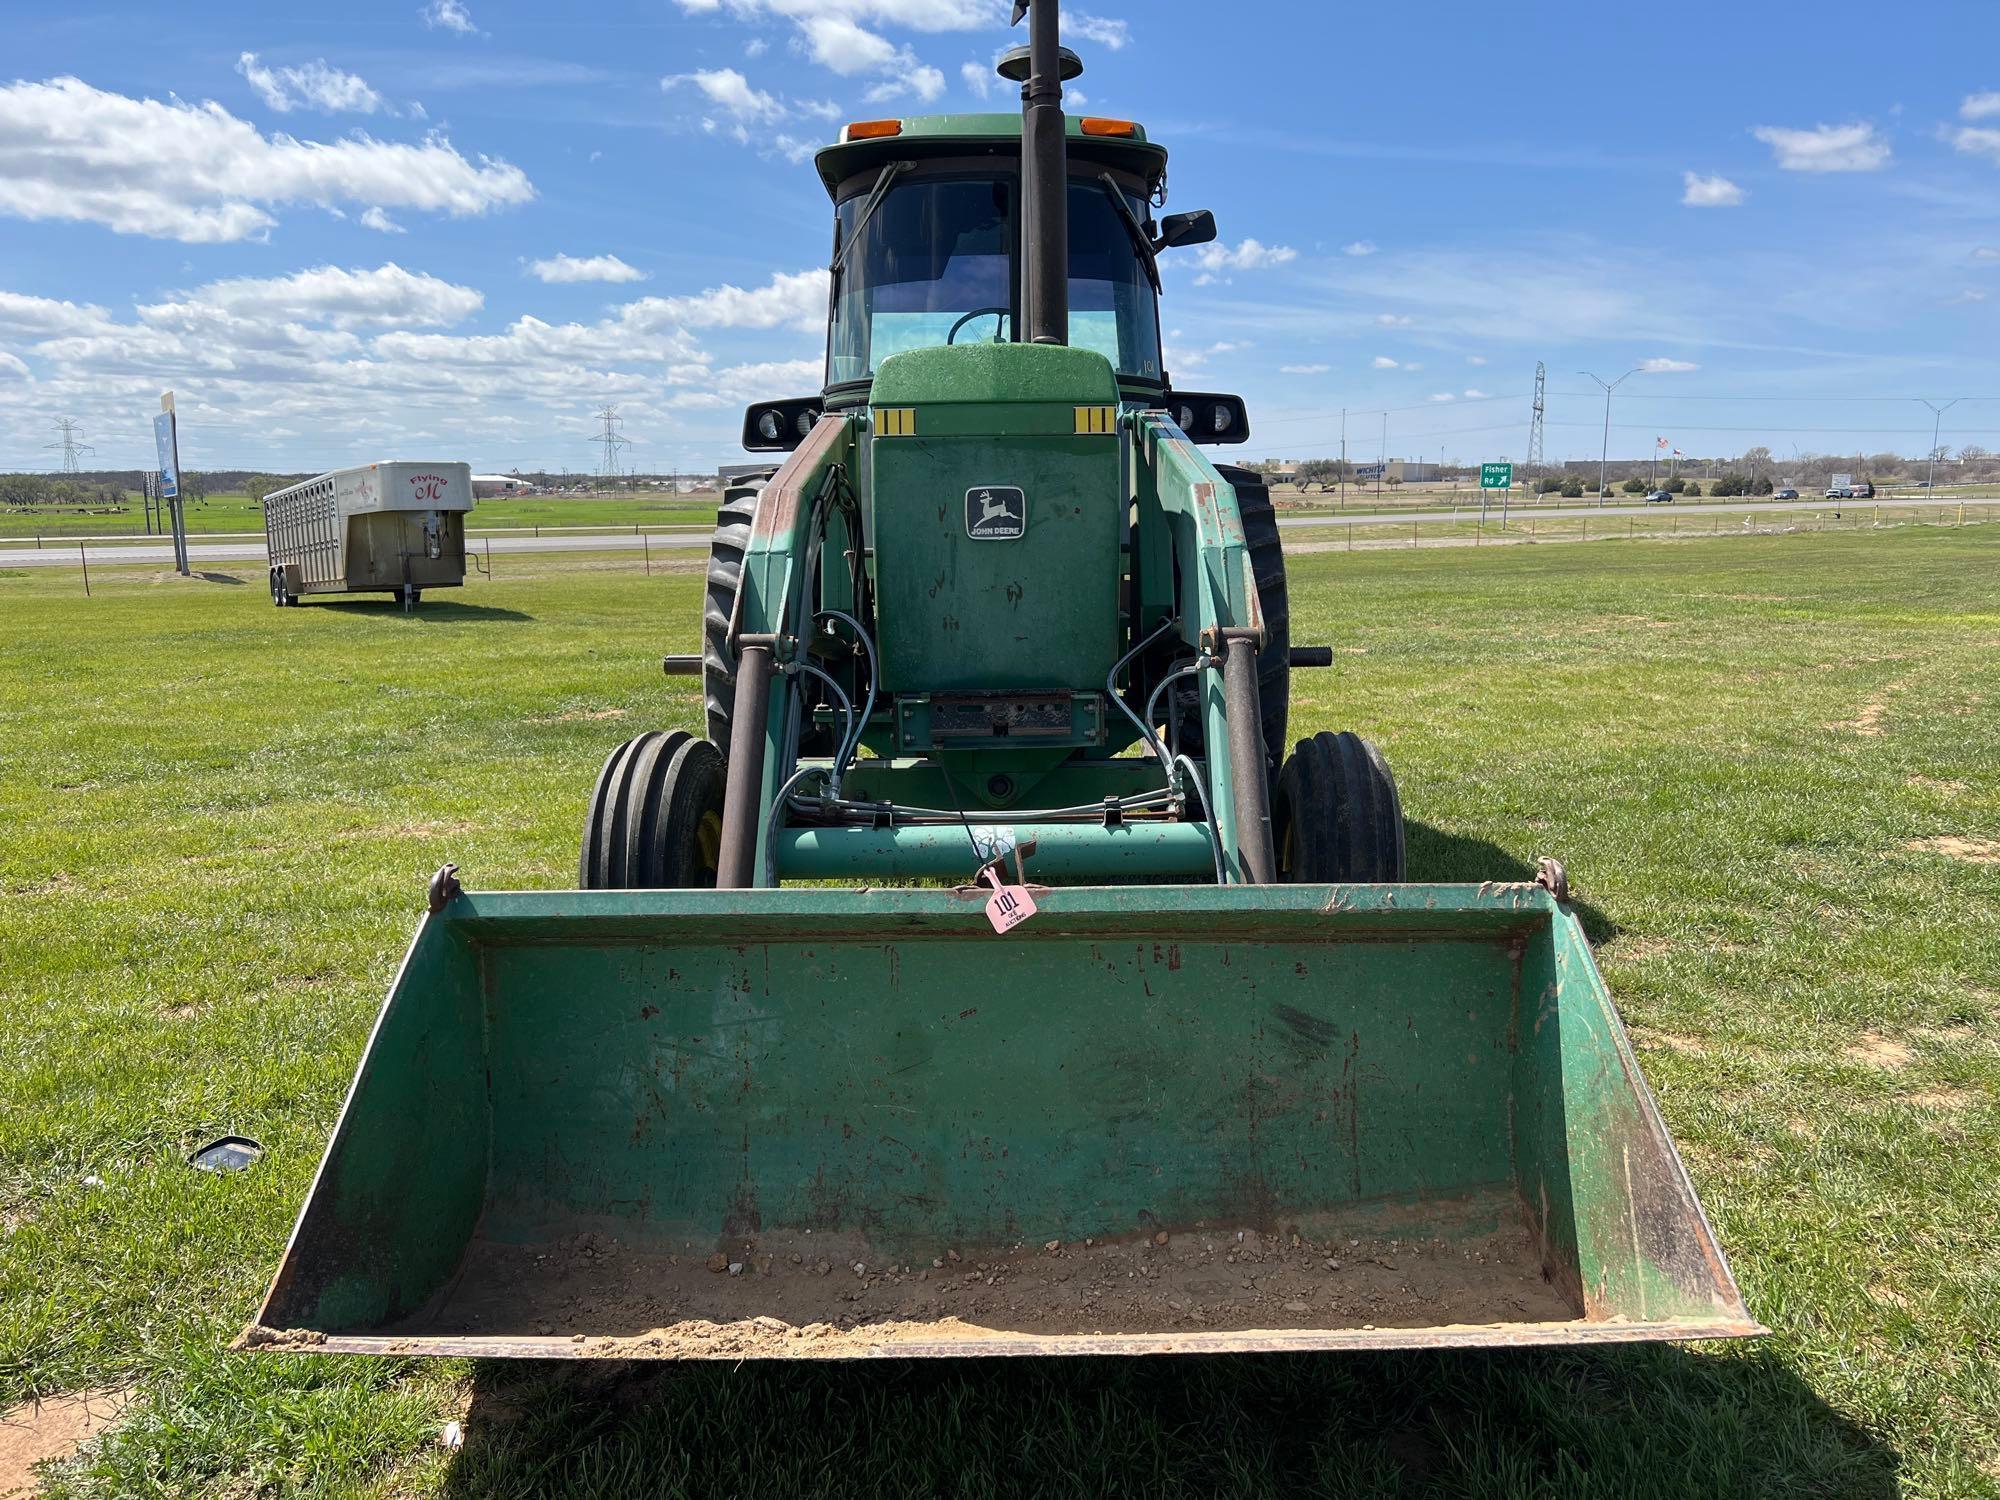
[{"left": 246, "top": 884, "right": 1761, "bottom": 1359}]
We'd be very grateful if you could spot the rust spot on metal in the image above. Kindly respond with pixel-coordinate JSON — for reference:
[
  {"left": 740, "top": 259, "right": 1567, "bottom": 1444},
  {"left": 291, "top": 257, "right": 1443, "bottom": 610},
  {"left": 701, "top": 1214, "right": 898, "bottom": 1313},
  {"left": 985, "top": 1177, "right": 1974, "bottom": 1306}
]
[{"left": 750, "top": 415, "right": 846, "bottom": 542}]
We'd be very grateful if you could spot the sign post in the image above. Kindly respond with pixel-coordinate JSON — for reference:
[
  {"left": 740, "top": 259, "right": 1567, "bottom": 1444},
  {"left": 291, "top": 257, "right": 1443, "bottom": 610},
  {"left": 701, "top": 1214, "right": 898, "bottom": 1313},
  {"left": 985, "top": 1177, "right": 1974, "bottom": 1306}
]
[
  {"left": 1480, "top": 462, "right": 1513, "bottom": 528},
  {"left": 155, "top": 392, "right": 188, "bottom": 576}
]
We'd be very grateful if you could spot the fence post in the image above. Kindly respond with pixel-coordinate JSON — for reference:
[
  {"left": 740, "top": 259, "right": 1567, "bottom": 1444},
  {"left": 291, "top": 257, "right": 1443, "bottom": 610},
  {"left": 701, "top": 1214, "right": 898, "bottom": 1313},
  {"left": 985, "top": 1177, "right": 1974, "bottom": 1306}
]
[
  {"left": 1412, "top": 519, "right": 1418, "bottom": 549},
  {"left": 1582, "top": 517, "right": 1588, "bottom": 542},
  {"left": 485, "top": 537, "right": 492, "bottom": 578},
  {"left": 1347, "top": 523, "right": 1353, "bottom": 553},
  {"left": 644, "top": 532, "right": 651, "bottom": 576},
  {"left": 79, "top": 541, "right": 89, "bottom": 596}
]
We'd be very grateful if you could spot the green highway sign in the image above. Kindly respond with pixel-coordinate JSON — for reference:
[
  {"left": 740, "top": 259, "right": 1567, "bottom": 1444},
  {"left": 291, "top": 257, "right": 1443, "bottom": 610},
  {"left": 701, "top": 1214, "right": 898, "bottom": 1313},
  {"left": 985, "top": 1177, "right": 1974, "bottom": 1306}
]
[{"left": 1480, "top": 462, "right": 1513, "bottom": 489}]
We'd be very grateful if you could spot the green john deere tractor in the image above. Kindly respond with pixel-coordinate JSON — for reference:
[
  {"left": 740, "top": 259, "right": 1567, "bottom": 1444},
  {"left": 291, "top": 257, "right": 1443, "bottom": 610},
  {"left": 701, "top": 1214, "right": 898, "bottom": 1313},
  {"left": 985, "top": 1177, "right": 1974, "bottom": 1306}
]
[{"left": 247, "top": 1, "right": 1757, "bottom": 1359}]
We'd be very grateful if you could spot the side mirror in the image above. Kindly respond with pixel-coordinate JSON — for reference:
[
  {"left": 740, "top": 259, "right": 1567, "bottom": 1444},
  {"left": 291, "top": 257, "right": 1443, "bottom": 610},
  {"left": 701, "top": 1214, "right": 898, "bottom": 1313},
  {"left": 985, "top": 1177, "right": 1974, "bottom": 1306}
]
[
  {"left": 1154, "top": 209, "right": 1216, "bottom": 251},
  {"left": 1164, "top": 391, "right": 1249, "bottom": 445},
  {"left": 742, "top": 397, "right": 824, "bottom": 452}
]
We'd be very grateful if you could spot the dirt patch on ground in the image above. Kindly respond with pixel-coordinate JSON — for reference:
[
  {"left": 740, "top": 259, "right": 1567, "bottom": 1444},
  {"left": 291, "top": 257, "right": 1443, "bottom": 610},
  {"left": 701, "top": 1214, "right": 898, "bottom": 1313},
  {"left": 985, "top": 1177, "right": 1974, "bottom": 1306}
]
[
  {"left": 1905, "top": 775, "right": 1968, "bottom": 795},
  {"left": 530, "top": 707, "right": 629, "bottom": 723},
  {"left": 1830, "top": 701, "right": 1888, "bottom": 736},
  {"left": 332, "top": 1221, "right": 1578, "bottom": 1358},
  {"left": 1630, "top": 1027, "right": 1707, "bottom": 1056},
  {"left": 0, "top": 1389, "right": 130, "bottom": 1496},
  {"left": 1608, "top": 935, "right": 1676, "bottom": 962},
  {"left": 1847, "top": 1031, "right": 1915, "bottom": 1071},
  {"left": 1906, "top": 836, "right": 2000, "bottom": 865},
  {"left": 375, "top": 819, "right": 482, "bottom": 839}
]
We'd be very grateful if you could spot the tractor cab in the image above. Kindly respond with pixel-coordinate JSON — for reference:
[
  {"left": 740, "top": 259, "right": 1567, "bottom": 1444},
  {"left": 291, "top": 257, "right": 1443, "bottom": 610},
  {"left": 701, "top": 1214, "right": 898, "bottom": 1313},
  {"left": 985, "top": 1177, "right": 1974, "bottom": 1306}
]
[{"left": 744, "top": 110, "right": 1241, "bottom": 451}]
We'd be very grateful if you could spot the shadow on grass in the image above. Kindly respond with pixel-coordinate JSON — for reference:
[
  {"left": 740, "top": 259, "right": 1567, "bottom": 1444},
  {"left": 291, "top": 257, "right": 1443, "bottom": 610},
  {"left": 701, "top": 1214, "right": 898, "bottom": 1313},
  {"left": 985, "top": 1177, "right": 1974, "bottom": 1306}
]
[
  {"left": 1406, "top": 819, "right": 1620, "bottom": 945},
  {"left": 195, "top": 571, "right": 247, "bottom": 585},
  {"left": 301, "top": 599, "right": 536, "bottom": 622},
  {"left": 437, "top": 1345, "right": 1894, "bottom": 1498}
]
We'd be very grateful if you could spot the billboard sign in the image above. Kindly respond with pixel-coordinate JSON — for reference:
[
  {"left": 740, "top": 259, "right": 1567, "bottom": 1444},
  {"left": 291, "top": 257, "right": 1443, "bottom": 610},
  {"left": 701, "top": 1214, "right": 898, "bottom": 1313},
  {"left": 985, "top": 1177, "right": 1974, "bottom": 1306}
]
[{"left": 153, "top": 410, "right": 179, "bottom": 500}]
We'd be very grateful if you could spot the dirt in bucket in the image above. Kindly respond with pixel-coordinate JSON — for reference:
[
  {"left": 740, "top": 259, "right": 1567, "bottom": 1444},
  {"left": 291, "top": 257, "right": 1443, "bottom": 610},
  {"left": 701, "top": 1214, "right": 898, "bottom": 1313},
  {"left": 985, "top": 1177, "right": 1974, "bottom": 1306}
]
[{"left": 344, "top": 1216, "right": 1577, "bottom": 1358}]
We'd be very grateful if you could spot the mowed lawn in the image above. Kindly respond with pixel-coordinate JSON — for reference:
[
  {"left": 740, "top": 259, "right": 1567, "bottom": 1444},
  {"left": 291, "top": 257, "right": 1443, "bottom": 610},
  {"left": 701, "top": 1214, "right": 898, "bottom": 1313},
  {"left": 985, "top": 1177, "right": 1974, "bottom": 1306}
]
[{"left": 1, "top": 529, "right": 1995, "bottom": 1497}]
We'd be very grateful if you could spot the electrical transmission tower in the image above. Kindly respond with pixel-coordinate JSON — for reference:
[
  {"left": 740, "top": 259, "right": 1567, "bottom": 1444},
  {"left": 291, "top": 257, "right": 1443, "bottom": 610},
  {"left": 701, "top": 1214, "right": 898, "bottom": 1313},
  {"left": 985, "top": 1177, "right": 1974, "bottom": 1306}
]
[
  {"left": 47, "top": 417, "right": 94, "bottom": 475},
  {"left": 1524, "top": 363, "right": 1546, "bottom": 481},
  {"left": 591, "top": 405, "right": 632, "bottom": 485}
]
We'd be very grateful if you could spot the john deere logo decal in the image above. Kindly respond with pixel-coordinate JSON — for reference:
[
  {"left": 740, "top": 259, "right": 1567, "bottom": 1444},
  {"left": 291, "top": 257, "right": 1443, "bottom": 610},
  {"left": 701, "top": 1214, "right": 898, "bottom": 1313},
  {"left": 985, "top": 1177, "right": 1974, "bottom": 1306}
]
[{"left": 965, "top": 486, "right": 1026, "bottom": 540}]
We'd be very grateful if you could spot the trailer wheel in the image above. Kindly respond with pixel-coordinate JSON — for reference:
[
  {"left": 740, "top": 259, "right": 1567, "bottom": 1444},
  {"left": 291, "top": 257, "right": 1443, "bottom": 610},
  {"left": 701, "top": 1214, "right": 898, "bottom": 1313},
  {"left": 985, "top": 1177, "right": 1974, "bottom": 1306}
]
[
  {"left": 1175, "top": 465, "right": 1289, "bottom": 791},
  {"left": 580, "top": 730, "right": 727, "bottom": 889},
  {"left": 269, "top": 568, "right": 296, "bottom": 607},
  {"left": 1273, "top": 731, "right": 1405, "bottom": 883}
]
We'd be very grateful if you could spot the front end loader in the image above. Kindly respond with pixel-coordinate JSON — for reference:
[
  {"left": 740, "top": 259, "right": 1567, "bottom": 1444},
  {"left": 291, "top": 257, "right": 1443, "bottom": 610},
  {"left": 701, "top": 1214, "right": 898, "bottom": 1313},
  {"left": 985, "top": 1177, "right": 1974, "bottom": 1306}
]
[{"left": 247, "top": 1, "right": 1758, "bottom": 1359}]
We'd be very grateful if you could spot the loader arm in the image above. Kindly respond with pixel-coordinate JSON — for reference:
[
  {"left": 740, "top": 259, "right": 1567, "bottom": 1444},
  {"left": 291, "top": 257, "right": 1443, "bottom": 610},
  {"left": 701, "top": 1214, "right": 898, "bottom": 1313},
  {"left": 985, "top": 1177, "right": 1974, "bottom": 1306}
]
[{"left": 1133, "top": 409, "right": 1269, "bottom": 882}]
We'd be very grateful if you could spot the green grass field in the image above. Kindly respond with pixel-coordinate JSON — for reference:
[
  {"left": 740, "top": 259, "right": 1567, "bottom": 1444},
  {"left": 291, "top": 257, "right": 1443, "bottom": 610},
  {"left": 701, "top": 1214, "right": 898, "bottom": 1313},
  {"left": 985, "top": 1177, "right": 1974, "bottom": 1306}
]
[
  {"left": 0, "top": 490, "right": 724, "bottom": 539},
  {"left": 2, "top": 530, "right": 1996, "bottom": 1497}
]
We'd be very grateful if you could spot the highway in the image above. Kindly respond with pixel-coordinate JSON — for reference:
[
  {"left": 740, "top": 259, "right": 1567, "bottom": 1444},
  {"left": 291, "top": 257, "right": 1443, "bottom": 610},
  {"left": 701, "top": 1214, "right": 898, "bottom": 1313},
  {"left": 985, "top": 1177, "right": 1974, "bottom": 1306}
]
[{"left": 2, "top": 494, "right": 1991, "bottom": 570}]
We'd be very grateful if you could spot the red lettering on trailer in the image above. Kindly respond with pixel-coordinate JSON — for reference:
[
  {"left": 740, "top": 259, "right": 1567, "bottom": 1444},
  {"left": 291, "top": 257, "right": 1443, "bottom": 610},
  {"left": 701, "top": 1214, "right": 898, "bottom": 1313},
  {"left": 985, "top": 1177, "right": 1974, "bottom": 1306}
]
[{"left": 410, "top": 473, "right": 447, "bottom": 502}]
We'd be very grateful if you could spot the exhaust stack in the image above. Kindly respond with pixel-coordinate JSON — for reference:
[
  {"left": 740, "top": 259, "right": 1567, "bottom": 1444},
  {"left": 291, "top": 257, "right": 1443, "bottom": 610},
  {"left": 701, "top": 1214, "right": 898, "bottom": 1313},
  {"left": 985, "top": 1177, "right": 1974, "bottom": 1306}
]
[{"left": 1005, "top": 0, "right": 1077, "bottom": 346}]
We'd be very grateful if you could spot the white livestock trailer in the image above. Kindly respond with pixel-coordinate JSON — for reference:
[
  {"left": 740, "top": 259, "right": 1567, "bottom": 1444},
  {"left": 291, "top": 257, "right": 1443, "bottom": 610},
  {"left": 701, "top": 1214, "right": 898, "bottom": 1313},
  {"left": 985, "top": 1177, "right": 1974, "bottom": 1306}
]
[{"left": 263, "top": 462, "right": 474, "bottom": 612}]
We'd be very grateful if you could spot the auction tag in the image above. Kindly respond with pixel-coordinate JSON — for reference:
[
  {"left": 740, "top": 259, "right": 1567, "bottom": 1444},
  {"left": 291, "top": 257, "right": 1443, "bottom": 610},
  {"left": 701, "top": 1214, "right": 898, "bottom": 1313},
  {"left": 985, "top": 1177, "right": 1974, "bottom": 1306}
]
[{"left": 981, "top": 868, "right": 1038, "bottom": 934}]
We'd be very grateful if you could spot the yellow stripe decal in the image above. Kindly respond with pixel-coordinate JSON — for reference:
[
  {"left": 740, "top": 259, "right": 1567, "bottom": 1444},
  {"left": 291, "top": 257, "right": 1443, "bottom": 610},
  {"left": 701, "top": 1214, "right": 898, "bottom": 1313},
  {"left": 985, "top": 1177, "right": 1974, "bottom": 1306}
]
[
  {"left": 1074, "top": 405, "right": 1117, "bottom": 435},
  {"left": 874, "top": 406, "right": 916, "bottom": 437}
]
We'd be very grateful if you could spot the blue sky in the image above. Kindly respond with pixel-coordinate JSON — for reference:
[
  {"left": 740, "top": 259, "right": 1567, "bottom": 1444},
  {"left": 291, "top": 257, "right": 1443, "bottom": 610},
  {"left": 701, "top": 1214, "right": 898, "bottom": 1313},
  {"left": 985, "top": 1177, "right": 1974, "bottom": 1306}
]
[{"left": 4, "top": 0, "right": 2000, "bottom": 477}]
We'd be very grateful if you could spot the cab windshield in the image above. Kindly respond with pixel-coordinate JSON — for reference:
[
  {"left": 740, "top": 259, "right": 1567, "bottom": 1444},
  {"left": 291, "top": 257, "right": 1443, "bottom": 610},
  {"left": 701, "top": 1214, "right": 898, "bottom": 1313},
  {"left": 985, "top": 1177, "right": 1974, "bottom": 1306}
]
[{"left": 826, "top": 173, "right": 1163, "bottom": 387}]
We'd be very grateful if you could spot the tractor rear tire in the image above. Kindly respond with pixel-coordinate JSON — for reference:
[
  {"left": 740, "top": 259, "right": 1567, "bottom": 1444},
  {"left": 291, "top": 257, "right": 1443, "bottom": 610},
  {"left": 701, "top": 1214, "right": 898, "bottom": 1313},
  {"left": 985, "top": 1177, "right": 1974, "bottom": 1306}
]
[
  {"left": 579, "top": 730, "right": 727, "bottom": 889},
  {"left": 1273, "top": 730, "right": 1406, "bottom": 883},
  {"left": 702, "top": 476, "right": 772, "bottom": 761},
  {"left": 1180, "top": 465, "right": 1289, "bottom": 791}
]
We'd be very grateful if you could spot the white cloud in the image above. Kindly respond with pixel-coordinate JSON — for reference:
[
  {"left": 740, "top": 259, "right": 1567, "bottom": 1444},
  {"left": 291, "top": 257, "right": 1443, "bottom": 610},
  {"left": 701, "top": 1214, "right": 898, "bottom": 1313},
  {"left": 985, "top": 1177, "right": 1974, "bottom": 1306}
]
[
  {"left": 1681, "top": 171, "right": 1744, "bottom": 207},
  {"left": 1401, "top": 361, "right": 1422, "bottom": 371},
  {"left": 0, "top": 291, "right": 111, "bottom": 338},
  {"left": 746, "top": 37, "right": 769, "bottom": 57},
  {"left": 0, "top": 351, "right": 29, "bottom": 380},
  {"left": 1638, "top": 356, "right": 1698, "bottom": 372},
  {"left": 864, "top": 65, "right": 945, "bottom": 104},
  {"left": 1463, "top": 387, "right": 1489, "bottom": 399},
  {"left": 1279, "top": 363, "right": 1329, "bottom": 375},
  {"left": 1428, "top": 392, "right": 1454, "bottom": 402},
  {"left": 1370, "top": 355, "right": 1399, "bottom": 369},
  {"left": 1465, "top": 354, "right": 1487, "bottom": 365},
  {"left": 0, "top": 77, "right": 533, "bottom": 243},
  {"left": 1193, "top": 238, "right": 1297, "bottom": 273},
  {"left": 665, "top": 68, "right": 787, "bottom": 122},
  {"left": 359, "top": 206, "right": 405, "bottom": 234},
  {"left": 1961, "top": 91, "right": 2000, "bottom": 120},
  {"left": 1752, "top": 121, "right": 1889, "bottom": 172},
  {"left": 236, "top": 54, "right": 387, "bottom": 115},
  {"left": 622, "top": 267, "right": 828, "bottom": 332},
  {"left": 1069, "top": 13, "right": 1130, "bottom": 49},
  {"left": 677, "top": 0, "right": 989, "bottom": 30},
  {"left": 1947, "top": 288, "right": 1989, "bottom": 304},
  {"left": 531, "top": 252, "right": 648, "bottom": 284},
  {"left": 1375, "top": 313, "right": 1412, "bottom": 327},
  {"left": 1342, "top": 240, "right": 1377, "bottom": 257},
  {"left": 800, "top": 15, "right": 902, "bottom": 73},
  {"left": 1974, "top": 246, "right": 2000, "bottom": 260},
  {"left": 1949, "top": 125, "right": 2000, "bottom": 164},
  {"left": 713, "top": 356, "right": 822, "bottom": 396},
  {"left": 423, "top": 0, "right": 477, "bottom": 33},
  {"left": 151, "top": 264, "right": 483, "bottom": 329}
]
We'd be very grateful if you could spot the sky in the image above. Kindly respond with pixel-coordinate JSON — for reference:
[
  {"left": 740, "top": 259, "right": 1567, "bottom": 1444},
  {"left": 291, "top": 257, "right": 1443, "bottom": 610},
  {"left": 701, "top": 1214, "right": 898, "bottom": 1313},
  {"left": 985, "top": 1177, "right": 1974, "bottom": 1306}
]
[{"left": 4, "top": 0, "right": 2000, "bottom": 478}]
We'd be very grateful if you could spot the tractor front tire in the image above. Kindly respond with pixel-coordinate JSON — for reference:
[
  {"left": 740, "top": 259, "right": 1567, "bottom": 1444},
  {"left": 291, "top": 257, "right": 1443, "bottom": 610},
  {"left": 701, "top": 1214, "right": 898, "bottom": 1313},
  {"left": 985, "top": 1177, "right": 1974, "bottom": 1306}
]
[
  {"left": 579, "top": 730, "right": 727, "bottom": 889},
  {"left": 1273, "top": 730, "right": 1406, "bottom": 883},
  {"left": 702, "top": 476, "right": 771, "bottom": 761}
]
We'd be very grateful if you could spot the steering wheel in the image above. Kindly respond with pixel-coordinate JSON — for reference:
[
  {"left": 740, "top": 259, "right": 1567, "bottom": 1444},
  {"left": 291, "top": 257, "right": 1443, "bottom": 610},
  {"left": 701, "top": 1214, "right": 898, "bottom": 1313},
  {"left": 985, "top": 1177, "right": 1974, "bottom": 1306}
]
[{"left": 947, "top": 306, "right": 1011, "bottom": 345}]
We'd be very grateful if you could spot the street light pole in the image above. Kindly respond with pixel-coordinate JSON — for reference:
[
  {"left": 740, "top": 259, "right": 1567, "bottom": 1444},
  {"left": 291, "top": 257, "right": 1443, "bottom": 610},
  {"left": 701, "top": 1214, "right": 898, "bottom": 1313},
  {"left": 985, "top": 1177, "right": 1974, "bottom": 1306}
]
[
  {"left": 1920, "top": 398, "right": 1961, "bottom": 493},
  {"left": 1579, "top": 368, "right": 1641, "bottom": 504}
]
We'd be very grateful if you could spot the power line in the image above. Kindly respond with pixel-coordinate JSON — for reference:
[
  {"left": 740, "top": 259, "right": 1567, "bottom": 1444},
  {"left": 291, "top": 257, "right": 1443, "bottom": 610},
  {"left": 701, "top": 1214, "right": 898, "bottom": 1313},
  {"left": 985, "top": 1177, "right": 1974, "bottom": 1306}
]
[
  {"left": 45, "top": 417, "right": 94, "bottom": 475},
  {"left": 591, "top": 405, "right": 632, "bottom": 484}
]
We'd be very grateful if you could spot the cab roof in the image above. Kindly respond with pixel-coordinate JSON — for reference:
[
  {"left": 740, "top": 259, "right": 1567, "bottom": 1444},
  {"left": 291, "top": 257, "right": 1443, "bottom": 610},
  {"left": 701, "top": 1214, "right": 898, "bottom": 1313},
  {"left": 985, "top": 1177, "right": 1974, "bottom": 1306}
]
[{"left": 814, "top": 112, "right": 1168, "bottom": 199}]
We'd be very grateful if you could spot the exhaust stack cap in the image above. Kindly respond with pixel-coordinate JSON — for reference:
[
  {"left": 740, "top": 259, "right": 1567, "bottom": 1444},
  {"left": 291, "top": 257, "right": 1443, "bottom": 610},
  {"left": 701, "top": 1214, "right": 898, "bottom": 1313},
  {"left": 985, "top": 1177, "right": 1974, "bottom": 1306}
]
[{"left": 997, "top": 44, "right": 1082, "bottom": 83}]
